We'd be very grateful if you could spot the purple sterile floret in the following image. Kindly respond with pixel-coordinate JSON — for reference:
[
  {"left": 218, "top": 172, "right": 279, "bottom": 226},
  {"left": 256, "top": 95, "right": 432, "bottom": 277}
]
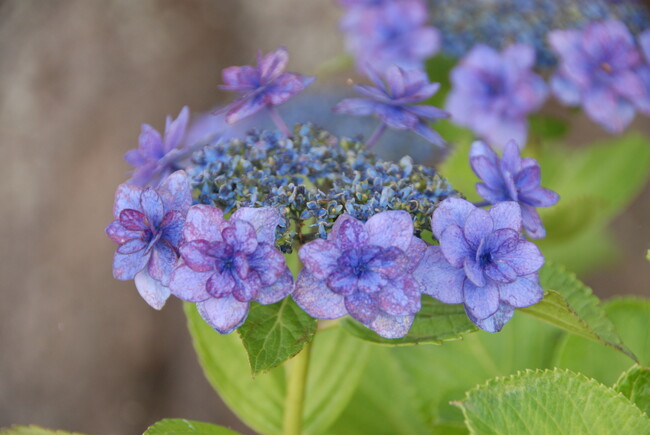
[
  {"left": 168, "top": 205, "right": 293, "bottom": 334},
  {"left": 414, "top": 198, "right": 544, "bottom": 332},
  {"left": 446, "top": 44, "right": 548, "bottom": 149},
  {"left": 470, "top": 140, "right": 559, "bottom": 239},
  {"left": 293, "top": 211, "right": 426, "bottom": 338},
  {"left": 216, "top": 47, "right": 314, "bottom": 126},
  {"left": 333, "top": 65, "right": 449, "bottom": 146},
  {"left": 340, "top": 0, "right": 440, "bottom": 73},
  {"left": 124, "top": 106, "right": 191, "bottom": 186},
  {"left": 548, "top": 20, "right": 650, "bottom": 133},
  {"left": 105, "top": 171, "right": 192, "bottom": 309}
]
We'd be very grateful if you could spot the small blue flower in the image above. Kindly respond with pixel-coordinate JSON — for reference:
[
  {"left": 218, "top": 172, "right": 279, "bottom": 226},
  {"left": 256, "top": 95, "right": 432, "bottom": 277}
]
[
  {"left": 169, "top": 205, "right": 293, "bottom": 334},
  {"left": 470, "top": 140, "right": 559, "bottom": 239},
  {"left": 293, "top": 211, "right": 427, "bottom": 338},
  {"left": 548, "top": 20, "right": 650, "bottom": 133},
  {"left": 333, "top": 65, "right": 448, "bottom": 147},
  {"left": 414, "top": 198, "right": 545, "bottom": 332},
  {"left": 124, "top": 106, "right": 190, "bottom": 186},
  {"left": 105, "top": 171, "right": 192, "bottom": 309},
  {"left": 339, "top": 0, "right": 440, "bottom": 73},
  {"left": 446, "top": 44, "right": 548, "bottom": 149},
  {"left": 216, "top": 47, "right": 314, "bottom": 134}
]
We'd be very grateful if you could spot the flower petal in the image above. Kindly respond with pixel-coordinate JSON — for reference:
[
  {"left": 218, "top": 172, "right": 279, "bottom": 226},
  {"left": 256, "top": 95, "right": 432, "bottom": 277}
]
[
  {"left": 413, "top": 246, "right": 465, "bottom": 304},
  {"left": 113, "top": 251, "right": 150, "bottom": 281},
  {"left": 334, "top": 216, "right": 368, "bottom": 251},
  {"left": 345, "top": 291, "right": 379, "bottom": 324},
  {"left": 484, "top": 261, "right": 518, "bottom": 283},
  {"left": 299, "top": 238, "right": 341, "bottom": 280},
  {"left": 140, "top": 188, "right": 164, "bottom": 227},
  {"left": 249, "top": 243, "right": 287, "bottom": 285},
  {"left": 138, "top": 124, "right": 164, "bottom": 158},
  {"left": 113, "top": 184, "right": 144, "bottom": 219},
  {"left": 164, "top": 106, "right": 190, "bottom": 152},
  {"left": 476, "top": 183, "right": 509, "bottom": 204},
  {"left": 469, "top": 141, "right": 502, "bottom": 186},
  {"left": 498, "top": 273, "right": 544, "bottom": 308},
  {"left": 463, "top": 279, "right": 499, "bottom": 321},
  {"left": 134, "top": 268, "right": 171, "bottom": 310},
  {"left": 514, "top": 165, "right": 541, "bottom": 192},
  {"left": 148, "top": 241, "right": 178, "bottom": 286},
  {"left": 431, "top": 197, "right": 475, "bottom": 240},
  {"left": 106, "top": 220, "right": 140, "bottom": 245},
  {"left": 583, "top": 88, "right": 635, "bottom": 134},
  {"left": 197, "top": 296, "right": 249, "bottom": 334},
  {"left": 180, "top": 240, "right": 215, "bottom": 272},
  {"left": 464, "top": 257, "right": 486, "bottom": 287},
  {"left": 368, "top": 313, "right": 414, "bottom": 339},
  {"left": 158, "top": 170, "right": 192, "bottom": 215},
  {"left": 222, "top": 220, "right": 258, "bottom": 254},
  {"left": 520, "top": 204, "right": 546, "bottom": 239},
  {"left": 327, "top": 270, "right": 358, "bottom": 296},
  {"left": 467, "top": 301, "right": 514, "bottom": 333},
  {"left": 184, "top": 204, "right": 226, "bottom": 243},
  {"left": 332, "top": 98, "right": 377, "bottom": 116},
  {"left": 496, "top": 240, "right": 544, "bottom": 276},
  {"left": 292, "top": 270, "right": 347, "bottom": 319},
  {"left": 169, "top": 264, "right": 211, "bottom": 302},
  {"left": 439, "top": 225, "right": 472, "bottom": 268},
  {"left": 365, "top": 210, "right": 413, "bottom": 251},
  {"left": 206, "top": 270, "right": 236, "bottom": 298},
  {"left": 376, "top": 276, "right": 421, "bottom": 316},
  {"left": 260, "top": 47, "right": 289, "bottom": 83},
  {"left": 117, "top": 238, "right": 148, "bottom": 255},
  {"left": 519, "top": 187, "right": 560, "bottom": 208},
  {"left": 488, "top": 201, "right": 522, "bottom": 232},
  {"left": 232, "top": 272, "right": 261, "bottom": 302},
  {"left": 225, "top": 95, "right": 268, "bottom": 124},
  {"left": 231, "top": 207, "right": 282, "bottom": 246},
  {"left": 463, "top": 208, "right": 494, "bottom": 248},
  {"left": 413, "top": 121, "right": 446, "bottom": 147},
  {"left": 256, "top": 269, "right": 293, "bottom": 304}
]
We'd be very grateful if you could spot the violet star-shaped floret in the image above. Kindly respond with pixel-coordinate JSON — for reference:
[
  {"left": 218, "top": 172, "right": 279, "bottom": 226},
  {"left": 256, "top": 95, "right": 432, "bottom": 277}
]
[
  {"left": 446, "top": 44, "right": 548, "bottom": 148},
  {"left": 124, "top": 106, "right": 190, "bottom": 186},
  {"left": 168, "top": 205, "right": 293, "bottom": 334},
  {"left": 105, "top": 171, "right": 192, "bottom": 309},
  {"left": 217, "top": 47, "right": 314, "bottom": 128},
  {"left": 333, "top": 65, "right": 448, "bottom": 147},
  {"left": 470, "top": 140, "right": 559, "bottom": 239},
  {"left": 293, "top": 211, "right": 427, "bottom": 338},
  {"left": 548, "top": 20, "right": 650, "bottom": 133},
  {"left": 340, "top": 0, "right": 440, "bottom": 73},
  {"left": 414, "top": 198, "right": 544, "bottom": 332}
]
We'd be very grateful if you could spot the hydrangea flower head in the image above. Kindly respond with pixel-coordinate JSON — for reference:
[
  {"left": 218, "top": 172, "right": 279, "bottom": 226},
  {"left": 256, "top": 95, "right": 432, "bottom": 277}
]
[
  {"left": 333, "top": 65, "right": 448, "bottom": 147},
  {"left": 124, "top": 106, "right": 190, "bottom": 186},
  {"left": 105, "top": 171, "right": 192, "bottom": 309},
  {"left": 548, "top": 20, "right": 650, "bottom": 133},
  {"left": 293, "top": 211, "right": 427, "bottom": 338},
  {"left": 470, "top": 140, "right": 560, "bottom": 239},
  {"left": 340, "top": 0, "right": 440, "bottom": 73},
  {"left": 446, "top": 44, "right": 548, "bottom": 148},
  {"left": 414, "top": 198, "right": 544, "bottom": 332},
  {"left": 169, "top": 205, "right": 293, "bottom": 334},
  {"left": 217, "top": 47, "right": 315, "bottom": 126}
]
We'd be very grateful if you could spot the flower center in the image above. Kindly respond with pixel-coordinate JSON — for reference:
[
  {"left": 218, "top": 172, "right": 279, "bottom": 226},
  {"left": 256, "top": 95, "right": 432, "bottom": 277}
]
[
  {"left": 478, "top": 252, "right": 492, "bottom": 268},
  {"left": 600, "top": 62, "right": 613, "bottom": 74}
]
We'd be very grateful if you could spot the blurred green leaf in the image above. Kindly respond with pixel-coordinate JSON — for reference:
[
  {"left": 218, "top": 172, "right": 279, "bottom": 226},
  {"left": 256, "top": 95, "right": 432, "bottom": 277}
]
[
  {"left": 615, "top": 365, "right": 650, "bottom": 416},
  {"left": 0, "top": 426, "right": 79, "bottom": 435},
  {"left": 342, "top": 296, "right": 477, "bottom": 345},
  {"left": 185, "top": 303, "right": 369, "bottom": 434},
  {"left": 528, "top": 114, "right": 569, "bottom": 141},
  {"left": 456, "top": 369, "right": 650, "bottom": 434},
  {"left": 521, "top": 263, "right": 636, "bottom": 360},
  {"left": 555, "top": 297, "right": 650, "bottom": 385},
  {"left": 238, "top": 299, "right": 316, "bottom": 375},
  {"left": 143, "top": 419, "right": 238, "bottom": 435}
]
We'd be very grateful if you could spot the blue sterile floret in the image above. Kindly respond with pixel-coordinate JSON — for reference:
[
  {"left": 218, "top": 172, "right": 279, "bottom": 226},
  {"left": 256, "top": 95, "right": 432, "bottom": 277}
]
[{"left": 189, "top": 123, "right": 457, "bottom": 253}]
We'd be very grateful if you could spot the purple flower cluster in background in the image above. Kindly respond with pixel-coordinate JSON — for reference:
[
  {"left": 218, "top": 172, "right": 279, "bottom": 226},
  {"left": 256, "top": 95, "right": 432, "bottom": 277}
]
[
  {"left": 470, "top": 140, "right": 559, "bottom": 239},
  {"left": 415, "top": 198, "right": 545, "bottom": 332},
  {"left": 293, "top": 211, "right": 426, "bottom": 338},
  {"left": 339, "top": 0, "right": 440, "bottom": 73},
  {"left": 446, "top": 44, "right": 548, "bottom": 149},
  {"left": 124, "top": 107, "right": 190, "bottom": 186},
  {"left": 549, "top": 20, "right": 650, "bottom": 133},
  {"left": 106, "top": 171, "right": 191, "bottom": 309},
  {"left": 334, "top": 65, "right": 448, "bottom": 147}
]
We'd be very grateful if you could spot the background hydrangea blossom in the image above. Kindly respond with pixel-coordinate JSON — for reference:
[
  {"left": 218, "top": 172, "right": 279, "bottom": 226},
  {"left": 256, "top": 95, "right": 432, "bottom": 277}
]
[
  {"left": 124, "top": 106, "right": 190, "bottom": 186},
  {"left": 548, "top": 20, "right": 650, "bottom": 133},
  {"left": 333, "top": 65, "right": 448, "bottom": 147},
  {"left": 414, "top": 198, "right": 545, "bottom": 332},
  {"left": 105, "top": 171, "right": 192, "bottom": 309},
  {"left": 446, "top": 44, "right": 548, "bottom": 148},
  {"left": 169, "top": 205, "right": 293, "bottom": 334},
  {"left": 470, "top": 140, "right": 559, "bottom": 239},
  {"left": 216, "top": 47, "right": 314, "bottom": 135},
  {"left": 339, "top": 0, "right": 440, "bottom": 73},
  {"left": 293, "top": 211, "right": 426, "bottom": 338}
]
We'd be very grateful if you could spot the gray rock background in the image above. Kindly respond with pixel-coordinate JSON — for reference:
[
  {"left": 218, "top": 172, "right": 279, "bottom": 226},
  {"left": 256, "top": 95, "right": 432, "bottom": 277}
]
[{"left": 0, "top": 1, "right": 647, "bottom": 434}]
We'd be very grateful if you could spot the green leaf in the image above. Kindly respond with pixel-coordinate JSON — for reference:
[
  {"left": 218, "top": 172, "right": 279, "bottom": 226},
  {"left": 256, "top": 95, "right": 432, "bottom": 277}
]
[
  {"left": 342, "top": 296, "right": 477, "bottom": 345},
  {"left": 0, "top": 426, "right": 79, "bottom": 435},
  {"left": 555, "top": 297, "right": 650, "bottom": 385},
  {"left": 615, "top": 365, "right": 650, "bottom": 416},
  {"left": 528, "top": 114, "right": 569, "bottom": 141},
  {"left": 520, "top": 262, "right": 636, "bottom": 360},
  {"left": 185, "top": 303, "right": 369, "bottom": 434},
  {"left": 238, "top": 299, "right": 316, "bottom": 375},
  {"left": 456, "top": 369, "right": 650, "bottom": 434},
  {"left": 143, "top": 419, "right": 239, "bottom": 435}
]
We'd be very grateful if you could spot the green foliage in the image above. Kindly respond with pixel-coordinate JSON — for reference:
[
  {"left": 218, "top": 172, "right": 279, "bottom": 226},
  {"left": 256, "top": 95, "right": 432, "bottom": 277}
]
[
  {"left": 185, "top": 303, "right": 369, "bottom": 435},
  {"left": 555, "top": 297, "right": 650, "bottom": 385},
  {"left": 143, "top": 419, "right": 238, "bottom": 435},
  {"left": 238, "top": 299, "right": 316, "bottom": 375},
  {"left": 342, "top": 296, "right": 477, "bottom": 345},
  {"left": 615, "top": 365, "right": 650, "bottom": 416},
  {"left": 528, "top": 114, "right": 569, "bottom": 142},
  {"left": 522, "top": 263, "right": 636, "bottom": 360},
  {"left": 456, "top": 369, "right": 650, "bottom": 435},
  {"left": 0, "top": 426, "right": 79, "bottom": 435}
]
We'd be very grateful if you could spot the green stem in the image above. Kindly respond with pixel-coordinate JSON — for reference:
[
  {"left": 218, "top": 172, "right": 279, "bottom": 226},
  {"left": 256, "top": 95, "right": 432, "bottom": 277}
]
[{"left": 282, "top": 340, "right": 312, "bottom": 435}]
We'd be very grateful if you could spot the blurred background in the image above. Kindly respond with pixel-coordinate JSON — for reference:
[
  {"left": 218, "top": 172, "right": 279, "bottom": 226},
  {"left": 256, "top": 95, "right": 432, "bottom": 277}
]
[{"left": 0, "top": 0, "right": 648, "bottom": 434}]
